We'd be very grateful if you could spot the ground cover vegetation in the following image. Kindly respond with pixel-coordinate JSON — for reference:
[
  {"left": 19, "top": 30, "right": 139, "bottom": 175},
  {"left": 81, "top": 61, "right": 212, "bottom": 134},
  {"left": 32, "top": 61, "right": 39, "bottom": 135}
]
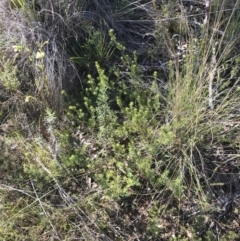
[{"left": 0, "top": 0, "right": 240, "bottom": 240}]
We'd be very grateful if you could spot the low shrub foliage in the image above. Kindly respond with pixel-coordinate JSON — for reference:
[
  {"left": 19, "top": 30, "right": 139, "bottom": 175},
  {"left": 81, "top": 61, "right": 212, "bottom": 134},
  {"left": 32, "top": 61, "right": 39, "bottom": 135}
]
[{"left": 1, "top": 0, "right": 240, "bottom": 240}]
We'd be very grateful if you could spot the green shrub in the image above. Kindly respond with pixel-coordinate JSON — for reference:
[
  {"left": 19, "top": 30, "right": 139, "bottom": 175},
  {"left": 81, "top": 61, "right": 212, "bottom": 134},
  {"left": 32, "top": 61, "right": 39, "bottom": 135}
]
[
  {"left": 0, "top": 57, "right": 20, "bottom": 91},
  {"left": 1, "top": 0, "right": 240, "bottom": 240}
]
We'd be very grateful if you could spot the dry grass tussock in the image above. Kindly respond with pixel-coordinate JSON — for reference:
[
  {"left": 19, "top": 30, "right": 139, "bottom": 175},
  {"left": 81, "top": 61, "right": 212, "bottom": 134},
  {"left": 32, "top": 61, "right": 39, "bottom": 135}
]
[{"left": 0, "top": 0, "right": 156, "bottom": 111}]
